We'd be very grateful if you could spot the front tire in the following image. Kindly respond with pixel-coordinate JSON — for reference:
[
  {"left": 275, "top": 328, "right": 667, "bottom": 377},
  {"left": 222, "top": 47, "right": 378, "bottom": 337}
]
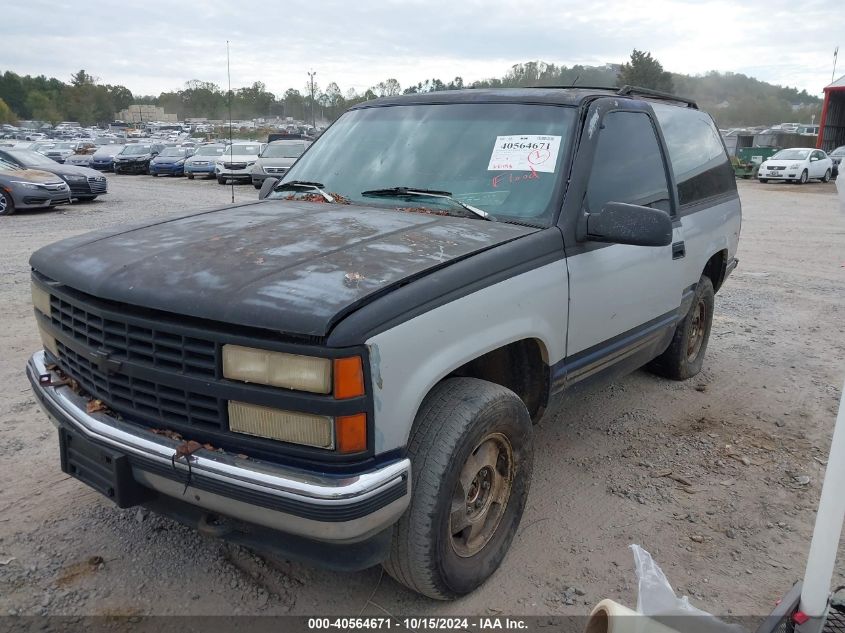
[
  {"left": 758, "top": 178, "right": 768, "bottom": 184},
  {"left": 799, "top": 169, "right": 809, "bottom": 184},
  {"left": 383, "top": 377, "right": 533, "bottom": 600},
  {"left": 648, "top": 275, "right": 715, "bottom": 381},
  {"left": 823, "top": 169, "right": 831, "bottom": 183},
  {"left": 217, "top": 176, "right": 226, "bottom": 184},
  {"left": 187, "top": 173, "right": 194, "bottom": 180},
  {"left": 0, "top": 190, "right": 15, "bottom": 216}
]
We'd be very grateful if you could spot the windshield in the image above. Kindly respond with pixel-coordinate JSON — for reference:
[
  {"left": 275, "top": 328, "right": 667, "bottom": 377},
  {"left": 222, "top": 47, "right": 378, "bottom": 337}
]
[
  {"left": 227, "top": 144, "right": 261, "bottom": 156},
  {"left": 0, "top": 158, "right": 20, "bottom": 171},
  {"left": 9, "top": 150, "right": 55, "bottom": 166},
  {"left": 262, "top": 142, "right": 309, "bottom": 158},
  {"left": 121, "top": 145, "right": 152, "bottom": 155},
  {"left": 195, "top": 145, "right": 225, "bottom": 156},
  {"left": 831, "top": 146, "right": 845, "bottom": 156},
  {"left": 771, "top": 149, "right": 810, "bottom": 160},
  {"left": 52, "top": 142, "right": 75, "bottom": 150},
  {"left": 159, "top": 148, "right": 187, "bottom": 157},
  {"left": 274, "top": 103, "right": 576, "bottom": 224}
]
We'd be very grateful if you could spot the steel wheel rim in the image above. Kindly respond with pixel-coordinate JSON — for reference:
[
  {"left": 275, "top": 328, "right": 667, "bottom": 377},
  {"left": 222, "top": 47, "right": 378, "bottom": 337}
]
[
  {"left": 801, "top": 171, "right": 808, "bottom": 183},
  {"left": 449, "top": 432, "right": 514, "bottom": 558},
  {"left": 687, "top": 299, "right": 707, "bottom": 361}
]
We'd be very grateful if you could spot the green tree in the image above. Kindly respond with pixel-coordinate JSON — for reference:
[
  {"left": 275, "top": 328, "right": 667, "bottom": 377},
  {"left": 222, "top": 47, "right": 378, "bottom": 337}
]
[
  {"left": 617, "top": 50, "right": 674, "bottom": 92},
  {"left": 0, "top": 97, "right": 17, "bottom": 124},
  {"left": 26, "top": 90, "right": 61, "bottom": 123}
]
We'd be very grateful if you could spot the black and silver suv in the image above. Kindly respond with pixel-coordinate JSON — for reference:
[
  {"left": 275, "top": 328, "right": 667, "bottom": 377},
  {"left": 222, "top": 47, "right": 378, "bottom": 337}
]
[{"left": 28, "top": 86, "right": 740, "bottom": 599}]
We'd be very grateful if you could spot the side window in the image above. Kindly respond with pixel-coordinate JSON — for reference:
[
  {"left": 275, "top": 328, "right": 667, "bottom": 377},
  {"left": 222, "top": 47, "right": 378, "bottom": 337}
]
[
  {"left": 586, "top": 111, "right": 671, "bottom": 214},
  {"left": 652, "top": 103, "right": 735, "bottom": 207}
]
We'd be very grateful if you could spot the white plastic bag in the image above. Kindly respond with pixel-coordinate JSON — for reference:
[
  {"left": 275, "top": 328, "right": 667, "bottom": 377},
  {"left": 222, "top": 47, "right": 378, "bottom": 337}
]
[{"left": 630, "top": 544, "right": 747, "bottom": 633}]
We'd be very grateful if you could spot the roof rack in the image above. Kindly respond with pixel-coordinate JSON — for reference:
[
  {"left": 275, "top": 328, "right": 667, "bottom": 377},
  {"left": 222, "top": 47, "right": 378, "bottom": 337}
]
[
  {"left": 616, "top": 85, "right": 698, "bottom": 109},
  {"left": 527, "top": 85, "right": 698, "bottom": 109}
]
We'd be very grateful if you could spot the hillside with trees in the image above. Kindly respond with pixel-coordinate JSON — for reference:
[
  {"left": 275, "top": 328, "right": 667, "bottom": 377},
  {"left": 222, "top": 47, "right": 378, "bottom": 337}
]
[{"left": 0, "top": 51, "right": 823, "bottom": 128}]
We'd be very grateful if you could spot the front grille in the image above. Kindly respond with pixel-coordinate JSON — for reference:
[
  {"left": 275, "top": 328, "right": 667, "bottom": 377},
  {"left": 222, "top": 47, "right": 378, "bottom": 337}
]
[
  {"left": 87, "top": 177, "right": 107, "bottom": 193},
  {"left": 770, "top": 166, "right": 786, "bottom": 171},
  {"left": 265, "top": 166, "right": 288, "bottom": 174},
  {"left": 49, "top": 294, "right": 217, "bottom": 378},
  {"left": 223, "top": 162, "right": 247, "bottom": 169},
  {"left": 68, "top": 181, "right": 90, "bottom": 194},
  {"left": 57, "top": 341, "right": 226, "bottom": 429}
]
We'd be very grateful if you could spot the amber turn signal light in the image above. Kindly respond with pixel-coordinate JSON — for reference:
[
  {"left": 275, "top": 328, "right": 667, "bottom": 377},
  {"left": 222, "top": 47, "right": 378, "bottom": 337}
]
[
  {"left": 333, "top": 356, "right": 365, "bottom": 399},
  {"left": 336, "top": 414, "right": 367, "bottom": 453}
]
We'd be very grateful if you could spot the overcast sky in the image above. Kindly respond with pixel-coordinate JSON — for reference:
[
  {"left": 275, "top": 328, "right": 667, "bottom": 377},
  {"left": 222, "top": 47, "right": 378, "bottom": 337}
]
[{"left": 3, "top": 0, "right": 841, "bottom": 98}]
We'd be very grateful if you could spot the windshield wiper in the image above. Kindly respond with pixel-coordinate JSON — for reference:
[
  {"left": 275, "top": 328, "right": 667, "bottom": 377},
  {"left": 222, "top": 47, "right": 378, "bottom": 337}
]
[
  {"left": 361, "top": 187, "right": 495, "bottom": 221},
  {"left": 273, "top": 180, "right": 334, "bottom": 203}
]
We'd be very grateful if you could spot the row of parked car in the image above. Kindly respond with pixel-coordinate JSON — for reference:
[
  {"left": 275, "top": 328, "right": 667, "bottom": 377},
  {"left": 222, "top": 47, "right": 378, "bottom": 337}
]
[
  {"left": 0, "top": 147, "right": 108, "bottom": 216},
  {"left": 106, "top": 136, "right": 312, "bottom": 188}
]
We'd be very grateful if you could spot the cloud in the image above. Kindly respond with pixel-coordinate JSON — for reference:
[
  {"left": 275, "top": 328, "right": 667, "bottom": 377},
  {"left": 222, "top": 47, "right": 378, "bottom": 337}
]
[{"left": 1, "top": 0, "right": 840, "bottom": 97}]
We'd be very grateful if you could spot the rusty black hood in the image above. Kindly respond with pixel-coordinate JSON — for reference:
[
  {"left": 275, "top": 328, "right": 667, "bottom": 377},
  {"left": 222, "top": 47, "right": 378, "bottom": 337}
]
[{"left": 30, "top": 200, "right": 538, "bottom": 337}]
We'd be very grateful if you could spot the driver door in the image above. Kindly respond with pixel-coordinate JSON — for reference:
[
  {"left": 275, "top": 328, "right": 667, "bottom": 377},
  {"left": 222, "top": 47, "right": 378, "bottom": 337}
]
[{"left": 564, "top": 107, "right": 685, "bottom": 374}]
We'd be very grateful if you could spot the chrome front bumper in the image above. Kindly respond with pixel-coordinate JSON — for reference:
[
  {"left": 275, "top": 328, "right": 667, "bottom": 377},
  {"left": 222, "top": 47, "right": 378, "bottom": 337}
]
[{"left": 27, "top": 350, "right": 411, "bottom": 544}]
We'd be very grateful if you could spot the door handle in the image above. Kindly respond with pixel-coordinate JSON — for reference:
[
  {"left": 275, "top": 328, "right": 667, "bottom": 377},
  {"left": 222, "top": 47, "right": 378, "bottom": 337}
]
[{"left": 672, "top": 241, "right": 686, "bottom": 259}]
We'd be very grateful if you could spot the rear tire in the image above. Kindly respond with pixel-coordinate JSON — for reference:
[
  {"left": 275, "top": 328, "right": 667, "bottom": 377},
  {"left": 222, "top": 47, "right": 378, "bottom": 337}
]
[
  {"left": 0, "top": 190, "right": 15, "bottom": 216},
  {"left": 383, "top": 377, "right": 533, "bottom": 600},
  {"left": 647, "top": 275, "right": 715, "bottom": 381}
]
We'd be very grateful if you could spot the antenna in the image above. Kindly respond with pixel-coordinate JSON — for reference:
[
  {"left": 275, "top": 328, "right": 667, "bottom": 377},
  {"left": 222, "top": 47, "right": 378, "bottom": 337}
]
[
  {"left": 834, "top": 46, "right": 839, "bottom": 84},
  {"left": 227, "top": 40, "right": 234, "bottom": 204}
]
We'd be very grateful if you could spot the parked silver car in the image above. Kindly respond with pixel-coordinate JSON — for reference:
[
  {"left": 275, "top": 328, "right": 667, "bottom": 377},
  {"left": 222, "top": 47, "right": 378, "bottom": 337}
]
[
  {"left": 250, "top": 139, "right": 311, "bottom": 188},
  {"left": 0, "top": 158, "right": 71, "bottom": 216}
]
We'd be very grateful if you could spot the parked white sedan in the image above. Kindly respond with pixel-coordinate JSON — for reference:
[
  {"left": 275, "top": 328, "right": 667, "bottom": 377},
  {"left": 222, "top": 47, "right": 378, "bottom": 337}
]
[{"left": 758, "top": 148, "right": 833, "bottom": 184}]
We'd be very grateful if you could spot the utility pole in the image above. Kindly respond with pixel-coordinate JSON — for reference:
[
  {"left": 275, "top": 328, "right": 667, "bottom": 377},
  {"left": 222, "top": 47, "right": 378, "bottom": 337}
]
[{"left": 307, "top": 70, "right": 317, "bottom": 128}]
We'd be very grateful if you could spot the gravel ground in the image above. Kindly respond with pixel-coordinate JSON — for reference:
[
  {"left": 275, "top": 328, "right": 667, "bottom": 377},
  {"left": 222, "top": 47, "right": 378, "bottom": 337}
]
[{"left": 0, "top": 174, "right": 843, "bottom": 620}]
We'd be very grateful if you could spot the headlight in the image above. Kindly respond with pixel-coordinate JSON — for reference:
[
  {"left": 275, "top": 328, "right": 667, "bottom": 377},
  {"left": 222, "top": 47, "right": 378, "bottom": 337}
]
[
  {"left": 31, "top": 281, "right": 52, "bottom": 315},
  {"left": 789, "top": 163, "right": 801, "bottom": 169},
  {"left": 12, "top": 181, "right": 41, "bottom": 190},
  {"left": 37, "top": 323, "right": 59, "bottom": 357},
  {"left": 246, "top": 161, "right": 255, "bottom": 166},
  {"left": 175, "top": 159, "right": 185, "bottom": 165},
  {"left": 223, "top": 345, "right": 332, "bottom": 393},
  {"left": 251, "top": 163, "right": 264, "bottom": 174},
  {"left": 228, "top": 401, "right": 334, "bottom": 448}
]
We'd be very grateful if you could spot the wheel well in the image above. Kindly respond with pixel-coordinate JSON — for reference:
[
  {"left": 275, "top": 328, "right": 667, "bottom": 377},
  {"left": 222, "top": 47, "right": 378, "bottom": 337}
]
[
  {"left": 447, "top": 339, "right": 549, "bottom": 422},
  {"left": 703, "top": 249, "right": 728, "bottom": 293}
]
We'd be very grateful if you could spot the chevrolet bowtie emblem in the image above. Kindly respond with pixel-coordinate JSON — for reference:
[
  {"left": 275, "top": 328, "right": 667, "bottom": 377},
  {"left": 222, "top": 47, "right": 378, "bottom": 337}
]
[{"left": 87, "top": 349, "right": 122, "bottom": 374}]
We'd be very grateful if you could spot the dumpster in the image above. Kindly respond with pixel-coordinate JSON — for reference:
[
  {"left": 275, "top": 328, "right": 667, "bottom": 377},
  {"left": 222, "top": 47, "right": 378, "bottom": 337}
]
[{"left": 733, "top": 147, "right": 780, "bottom": 178}]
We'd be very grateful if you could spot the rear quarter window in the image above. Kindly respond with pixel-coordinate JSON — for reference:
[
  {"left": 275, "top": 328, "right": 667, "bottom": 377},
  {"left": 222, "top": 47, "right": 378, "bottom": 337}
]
[{"left": 651, "top": 103, "right": 736, "bottom": 207}]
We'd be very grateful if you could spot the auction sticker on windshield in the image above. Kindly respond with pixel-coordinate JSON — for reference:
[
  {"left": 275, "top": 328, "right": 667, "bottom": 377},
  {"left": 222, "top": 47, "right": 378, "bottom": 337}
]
[{"left": 487, "top": 135, "right": 561, "bottom": 173}]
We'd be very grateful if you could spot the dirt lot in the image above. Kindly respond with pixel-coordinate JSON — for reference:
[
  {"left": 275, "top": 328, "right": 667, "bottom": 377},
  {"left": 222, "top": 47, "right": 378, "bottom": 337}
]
[{"left": 0, "top": 175, "right": 843, "bottom": 619}]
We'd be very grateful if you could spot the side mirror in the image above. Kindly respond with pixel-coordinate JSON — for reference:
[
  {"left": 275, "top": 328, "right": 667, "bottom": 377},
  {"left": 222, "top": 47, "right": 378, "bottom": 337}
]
[
  {"left": 258, "top": 177, "right": 279, "bottom": 200},
  {"left": 584, "top": 202, "right": 673, "bottom": 247}
]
